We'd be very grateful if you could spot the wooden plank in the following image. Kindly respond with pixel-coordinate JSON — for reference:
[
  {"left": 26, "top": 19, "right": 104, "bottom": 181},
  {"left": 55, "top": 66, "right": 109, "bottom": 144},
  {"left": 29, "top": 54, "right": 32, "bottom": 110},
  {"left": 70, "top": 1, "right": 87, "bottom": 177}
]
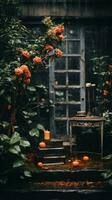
[
  {"left": 55, "top": 101, "right": 81, "bottom": 105},
  {"left": 49, "top": 60, "right": 56, "bottom": 135},
  {"left": 54, "top": 70, "right": 80, "bottom": 73}
]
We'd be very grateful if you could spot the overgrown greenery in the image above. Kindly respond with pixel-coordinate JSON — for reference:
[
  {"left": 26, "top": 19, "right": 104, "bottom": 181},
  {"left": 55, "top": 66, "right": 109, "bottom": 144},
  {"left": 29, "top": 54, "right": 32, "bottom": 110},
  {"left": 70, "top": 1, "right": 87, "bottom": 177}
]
[
  {"left": 92, "top": 56, "right": 112, "bottom": 154},
  {"left": 0, "top": 0, "right": 64, "bottom": 184},
  {"left": 91, "top": 56, "right": 112, "bottom": 135}
]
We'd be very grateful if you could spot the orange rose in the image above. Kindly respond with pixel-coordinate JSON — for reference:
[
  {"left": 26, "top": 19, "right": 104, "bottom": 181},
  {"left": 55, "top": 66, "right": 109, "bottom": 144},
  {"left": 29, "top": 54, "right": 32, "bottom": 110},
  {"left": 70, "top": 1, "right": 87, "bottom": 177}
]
[
  {"left": 15, "top": 67, "right": 23, "bottom": 76},
  {"left": 20, "top": 65, "right": 31, "bottom": 78},
  {"left": 44, "top": 44, "right": 54, "bottom": 51},
  {"left": 24, "top": 70, "right": 31, "bottom": 79},
  {"left": 33, "top": 56, "right": 42, "bottom": 64},
  {"left": 20, "top": 65, "right": 29, "bottom": 72},
  {"left": 24, "top": 78, "right": 31, "bottom": 85},
  {"left": 58, "top": 34, "right": 65, "bottom": 41},
  {"left": 55, "top": 48, "right": 63, "bottom": 58},
  {"left": 52, "top": 25, "right": 64, "bottom": 35},
  {"left": 21, "top": 50, "right": 30, "bottom": 59}
]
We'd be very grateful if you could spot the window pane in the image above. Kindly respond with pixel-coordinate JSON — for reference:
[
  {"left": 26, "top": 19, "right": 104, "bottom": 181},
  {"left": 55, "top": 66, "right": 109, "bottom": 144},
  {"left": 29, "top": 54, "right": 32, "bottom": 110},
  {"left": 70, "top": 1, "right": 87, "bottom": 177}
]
[
  {"left": 68, "top": 57, "right": 80, "bottom": 70},
  {"left": 55, "top": 121, "right": 67, "bottom": 135},
  {"left": 68, "top": 41, "right": 80, "bottom": 54},
  {"left": 69, "top": 105, "right": 80, "bottom": 117},
  {"left": 55, "top": 105, "right": 66, "bottom": 117},
  {"left": 61, "top": 41, "right": 66, "bottom": 53},
  {"left": 68, "top": 72, "right": 80, "bottom": 85},
  {"left": 55, "top": 73, "right": 66, "bottom": 85},
  {"left": 67, "top": 25, "right": 80, "bottom": 39},
  {"left": 68, "top": 89, "right": 80, "bottom": 101},
  {"left": 55, "top": 57, "right": 65, "bottom": 70},
  {"left": 55, "top": 90, "right": 66, "bottom": 102}
]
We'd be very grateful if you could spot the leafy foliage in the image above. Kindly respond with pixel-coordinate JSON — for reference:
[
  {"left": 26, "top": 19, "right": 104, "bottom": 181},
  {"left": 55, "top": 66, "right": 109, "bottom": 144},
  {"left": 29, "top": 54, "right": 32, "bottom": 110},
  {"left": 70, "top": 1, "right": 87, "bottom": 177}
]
[
  {"left": 0, "top": 1, "right": 64, "bottom": 184},
  {"left": 91, "top": 56, "right": 112, "bottom": 135},
  {"left": 0, "top": 132, "right": 32, "bottom": 184}
]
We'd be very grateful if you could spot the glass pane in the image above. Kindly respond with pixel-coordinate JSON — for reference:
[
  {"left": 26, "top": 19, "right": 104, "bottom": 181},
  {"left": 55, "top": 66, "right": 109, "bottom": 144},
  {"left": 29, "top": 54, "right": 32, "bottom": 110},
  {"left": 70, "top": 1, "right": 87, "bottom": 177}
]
[
  {"left": 68, "top": 89, "right": 80, "bottom": 101},
  {"left": 55, "top": 121, "right": 67, "bottom": 135},
  {"left": 68, "top": 57, "right": 80, "bottom": 70},
  {"left": 61, "top": 41, "right": 66, "bottom": 53},
  {"left": 67, "top": 25, "right": 80, "bottom": 39},
  {"left": 55, "top": 57, "right": 65, "bottom": 70},
  {"left": 68, "top": 72, "right": 80, "bottom": 85},
  {"left": 69, "top": 105, "right": 80, "bottom": 117},
  {"left": 68, "top": 41, "right": 80, "bottom": 54},
  {"left": 55, "top": 90, "right": 66, "bottom": 102},
  {"left": 55, "top": 73, "right": 66, "bottom": 85},
  {"left": 55, "top": 105, "right": 66, "bottom": 117}
]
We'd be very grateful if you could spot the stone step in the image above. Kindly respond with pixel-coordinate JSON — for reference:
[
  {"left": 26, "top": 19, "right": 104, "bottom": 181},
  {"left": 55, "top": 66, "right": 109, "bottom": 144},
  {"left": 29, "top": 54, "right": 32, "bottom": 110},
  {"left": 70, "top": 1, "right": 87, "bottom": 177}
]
[
  {"left": 38, "top": 138, "right": 66, "bottom": 165},
  {"left": 44, "top": 162, "right": 64, "bottom": 166},
  {"left": 43, "top": 155, "right": 66, "bottom": 164},
  {"left": 45, "top": 139, "right": 63, "bottom": 148},
  {"left": 39, "top": 147, "right": 65, "bottom": 156},
  {"left": 32, "top": 169, "right": 105, "bottom": 182}
]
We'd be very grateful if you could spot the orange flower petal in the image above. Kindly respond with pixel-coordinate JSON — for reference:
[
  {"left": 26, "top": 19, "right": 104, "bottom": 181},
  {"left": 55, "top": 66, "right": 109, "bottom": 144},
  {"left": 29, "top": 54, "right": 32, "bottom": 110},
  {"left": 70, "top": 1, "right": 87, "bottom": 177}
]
[{"left": 15, "top": 67, "right": 23, "bottom": 76}]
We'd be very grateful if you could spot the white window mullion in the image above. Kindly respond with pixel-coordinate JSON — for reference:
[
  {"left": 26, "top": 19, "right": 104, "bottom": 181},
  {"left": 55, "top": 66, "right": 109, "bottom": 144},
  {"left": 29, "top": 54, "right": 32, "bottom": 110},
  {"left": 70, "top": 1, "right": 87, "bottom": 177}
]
[{"left": 80, "top": 27, "right": 86, "bottom": 112}]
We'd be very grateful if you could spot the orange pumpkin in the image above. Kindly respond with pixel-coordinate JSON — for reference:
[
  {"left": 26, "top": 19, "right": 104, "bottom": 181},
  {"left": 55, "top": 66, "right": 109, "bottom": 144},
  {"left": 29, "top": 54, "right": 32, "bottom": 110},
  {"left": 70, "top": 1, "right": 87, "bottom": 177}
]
[
  {"left": 39, "top": 141, "right": 46, "bottom": 148},
  {"left": 72, "top": 160, "right": 80, "bottom": 167},
  {"left": 82, "top": 155, "right": 90, "bottom": 161},
  {"left": 36, "top": 162, "right": 43, "bottom": 168}
]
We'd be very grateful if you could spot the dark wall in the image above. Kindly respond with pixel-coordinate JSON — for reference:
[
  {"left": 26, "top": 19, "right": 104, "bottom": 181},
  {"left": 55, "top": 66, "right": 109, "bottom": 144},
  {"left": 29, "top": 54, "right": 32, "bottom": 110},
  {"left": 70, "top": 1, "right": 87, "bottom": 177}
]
[{"left": 21, "top": 0, "right": 112, "bottom": 19}]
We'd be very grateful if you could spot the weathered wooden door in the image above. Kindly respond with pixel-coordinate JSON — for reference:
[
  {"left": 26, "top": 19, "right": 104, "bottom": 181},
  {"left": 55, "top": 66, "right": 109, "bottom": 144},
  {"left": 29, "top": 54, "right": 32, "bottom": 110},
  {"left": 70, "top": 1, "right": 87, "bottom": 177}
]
[{"left": 49, "top": 23, "right": 85, "bottom": 139}]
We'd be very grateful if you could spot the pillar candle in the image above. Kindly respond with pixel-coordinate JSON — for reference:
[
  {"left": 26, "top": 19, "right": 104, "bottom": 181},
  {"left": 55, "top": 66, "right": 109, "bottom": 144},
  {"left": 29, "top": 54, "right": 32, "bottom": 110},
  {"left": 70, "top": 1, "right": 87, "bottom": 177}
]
[{"left": 44, "top": 130, "right": 51, "bottom": 140}]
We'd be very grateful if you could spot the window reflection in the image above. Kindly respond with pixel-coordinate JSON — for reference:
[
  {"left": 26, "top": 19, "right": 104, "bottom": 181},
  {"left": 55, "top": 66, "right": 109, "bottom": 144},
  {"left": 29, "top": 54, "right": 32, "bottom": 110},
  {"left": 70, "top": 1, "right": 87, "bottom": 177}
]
[
  {"left": 67, "top": 25, "right": 80, "bottom": 39},
  {"left": 68, "top": 57, "right": 80, "bottom": 69},
  {"left": 68, "top": 41, "right": 80, "bottom": 54}
]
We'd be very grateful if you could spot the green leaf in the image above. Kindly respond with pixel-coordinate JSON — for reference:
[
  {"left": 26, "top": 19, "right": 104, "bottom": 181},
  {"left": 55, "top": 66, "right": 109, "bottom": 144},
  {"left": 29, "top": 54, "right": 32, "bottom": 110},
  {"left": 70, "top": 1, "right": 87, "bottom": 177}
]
[
  {"left": 8, "top": 145, "right": 21, "bottom": 155},
  {"left": 0, "top": 134, "right": 9, "bottom": 142},
  {"left": 22, "top": 111, "right": 37, "bottom": 117},
  {"left": 20, "top": 139, "right": 30, "bottom": 147},
  {"left": 24, "top": 170, "right": 32, "bottom": 177},
  {"left": 7, "top": 96, "right": 11, "bottom": 103},
  {"left": 102, "top": 171, "right": 112, "bottom": 179},
  {"left": 27, "top": 120, "right": 32, "bottom": 124},
  {"left": 0, "top": 89, "right": 5, "bottom": 95},
  {"left": 27, "top": 86, "right": 36, "bottom": 92},
  {"left": 28, "top": 112, "right": 37, "bottom": 116},
  {"left": 21, "top": 154, "right": 27, "bottom": 160},
  {"left": 2, "top": 121, "right": 10, "bottom": 128},
  {"left": 22, "top": 111, "right": 28, "bottom": 115},
  {"left": 29, "top": 128, "right": 39, "bottom": 137},
  {"left": 37, "top": 124, "right": 45, "bottom": 131},
  {"left": 10, "top": 132, "right": 21, "bottom": 144},
  {"left": 103, "top": 154, "right": 112, "bottom": 160},
  {"left": 13, "top": 160, "right": 24, "bottom": 168}
]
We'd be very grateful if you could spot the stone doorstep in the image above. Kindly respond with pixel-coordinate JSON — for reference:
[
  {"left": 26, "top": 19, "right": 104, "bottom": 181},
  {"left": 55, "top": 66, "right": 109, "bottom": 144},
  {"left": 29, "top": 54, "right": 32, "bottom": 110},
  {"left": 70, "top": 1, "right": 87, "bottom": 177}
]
[
  {"left": 32, "top": 169, "right": 106, "bottom": 182},
  {"left": 0, "top": 188, "right": 112, "bottom": 199},
  {"left": 0, "top": 170, "right": 111, "bottom": 198}
]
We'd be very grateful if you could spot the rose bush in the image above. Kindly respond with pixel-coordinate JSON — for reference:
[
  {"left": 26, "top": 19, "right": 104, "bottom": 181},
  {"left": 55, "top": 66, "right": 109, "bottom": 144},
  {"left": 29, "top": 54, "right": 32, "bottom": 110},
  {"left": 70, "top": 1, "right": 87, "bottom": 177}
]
[{"left": 0, "top": 0, "right": 64, "bottom": 184}]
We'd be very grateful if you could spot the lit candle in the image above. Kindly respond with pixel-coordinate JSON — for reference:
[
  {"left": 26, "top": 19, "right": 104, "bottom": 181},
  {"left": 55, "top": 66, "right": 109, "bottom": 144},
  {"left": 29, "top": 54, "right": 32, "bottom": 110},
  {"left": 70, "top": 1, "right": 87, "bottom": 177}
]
[{"left": 44, "top": 130, "right": 51, "bottom": 140}]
